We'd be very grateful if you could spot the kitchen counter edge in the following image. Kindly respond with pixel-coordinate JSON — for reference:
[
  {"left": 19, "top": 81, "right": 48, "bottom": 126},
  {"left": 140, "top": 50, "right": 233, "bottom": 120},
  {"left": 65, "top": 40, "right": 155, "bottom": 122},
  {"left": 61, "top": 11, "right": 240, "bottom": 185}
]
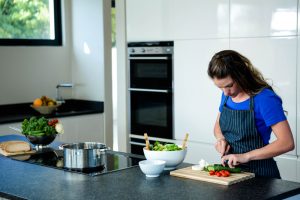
[
  {"left": 0, "top": 99, "right": 104, "bottom": 124},
  {"left": 0, "top": 156, "right": 300, "bottom": 200}
]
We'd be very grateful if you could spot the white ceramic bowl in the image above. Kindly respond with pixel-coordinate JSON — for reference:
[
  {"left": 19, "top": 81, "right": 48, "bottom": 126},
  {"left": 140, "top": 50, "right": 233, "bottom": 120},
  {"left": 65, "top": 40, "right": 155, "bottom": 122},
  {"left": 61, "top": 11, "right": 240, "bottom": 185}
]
[
  {"left": 143, "top": 147, "right": 187, "bottom": 170},
  {"left": 139, "top": 160, "right": 166, "bottom": 177}
]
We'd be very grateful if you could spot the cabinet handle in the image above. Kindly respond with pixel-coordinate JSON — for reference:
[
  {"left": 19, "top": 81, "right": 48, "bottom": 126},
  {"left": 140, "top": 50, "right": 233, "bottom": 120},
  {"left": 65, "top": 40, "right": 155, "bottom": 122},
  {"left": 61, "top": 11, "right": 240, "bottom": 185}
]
[
  {"left": 129, "top": 141, "right": 146, "bottom": 146},
  {"left": 129, "top": 88, "right": 170, "bottom": 93},
  {"left": 129, "top": 56, "right": 169, "bottom": 60}
]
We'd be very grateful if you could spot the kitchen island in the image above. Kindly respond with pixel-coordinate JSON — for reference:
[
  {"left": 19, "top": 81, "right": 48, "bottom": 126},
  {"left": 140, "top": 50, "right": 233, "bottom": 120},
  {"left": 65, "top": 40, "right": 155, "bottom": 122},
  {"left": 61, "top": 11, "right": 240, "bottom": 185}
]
[{"left": 1, "top": 148, "right": 300, "bottom": 200}]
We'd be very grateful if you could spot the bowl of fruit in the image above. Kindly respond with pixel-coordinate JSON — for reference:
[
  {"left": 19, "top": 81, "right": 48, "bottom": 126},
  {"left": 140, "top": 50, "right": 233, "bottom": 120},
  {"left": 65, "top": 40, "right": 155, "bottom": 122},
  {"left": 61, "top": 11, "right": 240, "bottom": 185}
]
[
  {"left": 31, "top": 96, "right": 60, "bottom": 115},
  {"left": 21, "top": 117, "right": 64, "bottom": 148}
]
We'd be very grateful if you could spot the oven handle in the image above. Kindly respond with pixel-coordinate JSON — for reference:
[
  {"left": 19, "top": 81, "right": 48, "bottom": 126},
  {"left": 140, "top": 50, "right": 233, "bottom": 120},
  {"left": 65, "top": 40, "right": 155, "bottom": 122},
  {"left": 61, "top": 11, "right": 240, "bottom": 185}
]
[
  {"left": 130, "top": 141, "right": 146, "bottom": 146},
  {"left": 129, "top": 56, "right": 169, "bottom": 60},
  {"left": 129, "top": 88, "right": 170, "bottom": 93}
]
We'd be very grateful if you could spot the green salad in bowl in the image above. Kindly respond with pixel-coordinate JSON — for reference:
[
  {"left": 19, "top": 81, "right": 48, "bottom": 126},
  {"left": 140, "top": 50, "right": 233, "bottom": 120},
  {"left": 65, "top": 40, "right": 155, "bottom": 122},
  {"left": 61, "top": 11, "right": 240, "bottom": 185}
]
[
  {"left": 150, "top": 141, "right": 182, "bottom": 151},
  {"left": 22, "top": 116, "right": 64, "bottom": 146},
  {"left": 145, "top": 141, "right": 187, "bottom": 170}
]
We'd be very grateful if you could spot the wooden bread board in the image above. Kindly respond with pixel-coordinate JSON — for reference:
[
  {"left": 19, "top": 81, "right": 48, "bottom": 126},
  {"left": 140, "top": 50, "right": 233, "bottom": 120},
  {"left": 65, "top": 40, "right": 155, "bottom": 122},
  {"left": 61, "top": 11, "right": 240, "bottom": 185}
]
[
  {"left": 170, "top": 166, "right": 255, "bottom": 185},
  {"left": 0, "top": 148, "right": 36, "bottom": 156},
  {"left": 0, "top": 141, "right": 36, "bottom": 156}
]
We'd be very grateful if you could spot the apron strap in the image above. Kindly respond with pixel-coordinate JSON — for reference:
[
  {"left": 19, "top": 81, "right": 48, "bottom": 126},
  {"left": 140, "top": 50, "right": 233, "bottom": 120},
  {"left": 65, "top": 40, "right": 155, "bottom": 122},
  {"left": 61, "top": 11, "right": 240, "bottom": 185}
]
[
  {"left": 250, "top": 97, "right": 254, "bottom": 110},
  {"left": 223, "top": 95, "right": 229, "bottom": 107}
]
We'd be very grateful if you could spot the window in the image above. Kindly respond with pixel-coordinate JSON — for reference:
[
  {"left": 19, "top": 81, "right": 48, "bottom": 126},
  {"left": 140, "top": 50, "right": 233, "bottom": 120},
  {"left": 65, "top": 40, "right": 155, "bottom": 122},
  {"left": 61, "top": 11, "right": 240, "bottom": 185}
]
[{"left": 0, "top": 0, "right": 62, "bottom": 46}]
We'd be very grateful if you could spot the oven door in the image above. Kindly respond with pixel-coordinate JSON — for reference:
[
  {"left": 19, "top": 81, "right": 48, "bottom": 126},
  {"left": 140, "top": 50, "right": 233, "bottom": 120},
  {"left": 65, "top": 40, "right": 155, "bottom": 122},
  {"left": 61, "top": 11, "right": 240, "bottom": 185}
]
[
  {"left": 129, "top": 55, "right": 172, "bottom": 89},
  {"left": 129, "top": 89, "right": 173, "bottom": 139}
]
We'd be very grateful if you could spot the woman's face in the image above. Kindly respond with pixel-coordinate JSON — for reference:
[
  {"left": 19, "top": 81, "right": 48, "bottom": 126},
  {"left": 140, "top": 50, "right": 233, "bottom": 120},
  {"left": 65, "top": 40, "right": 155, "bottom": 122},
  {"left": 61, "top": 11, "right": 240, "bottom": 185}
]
[{"left": 213, "top": 76, "right": 241, "bottom": 98}]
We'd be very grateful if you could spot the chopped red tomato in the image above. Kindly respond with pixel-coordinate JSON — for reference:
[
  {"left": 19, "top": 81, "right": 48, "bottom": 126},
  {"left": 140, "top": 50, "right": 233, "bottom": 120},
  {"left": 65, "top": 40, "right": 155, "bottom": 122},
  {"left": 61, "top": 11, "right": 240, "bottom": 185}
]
[
  {"left": 209, "top": 170, "right": 215, "bottom": 175},
  {"left": 215, "top": 172, "right": 222, "bottom": 177},
  {"left": 208, "top": 169, "right": 230, "bottom": 177},
  {"left": 48, "top": 119, "right": 59, "bottom": 127},
  {"left": 223, "top": 170, "right": 230, "bottom": 176}
]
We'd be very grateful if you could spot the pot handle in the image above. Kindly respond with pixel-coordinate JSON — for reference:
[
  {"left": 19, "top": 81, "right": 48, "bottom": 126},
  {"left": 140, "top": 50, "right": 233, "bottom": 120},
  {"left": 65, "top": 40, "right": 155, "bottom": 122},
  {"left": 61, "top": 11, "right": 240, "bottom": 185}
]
[
  {"left": 58, "top": 143, "right": 67, "bottom": 150},
  {"left": 58, "top": 144, "right": 111, "bottom": 150}
]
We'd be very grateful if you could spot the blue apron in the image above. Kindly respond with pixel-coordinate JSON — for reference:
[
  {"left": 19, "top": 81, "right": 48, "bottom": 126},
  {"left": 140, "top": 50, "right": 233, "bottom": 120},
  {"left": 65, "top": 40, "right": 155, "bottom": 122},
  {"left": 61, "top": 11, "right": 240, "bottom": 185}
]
[{"left": 219, "top": 96, "right": 281, "bottom": 178}]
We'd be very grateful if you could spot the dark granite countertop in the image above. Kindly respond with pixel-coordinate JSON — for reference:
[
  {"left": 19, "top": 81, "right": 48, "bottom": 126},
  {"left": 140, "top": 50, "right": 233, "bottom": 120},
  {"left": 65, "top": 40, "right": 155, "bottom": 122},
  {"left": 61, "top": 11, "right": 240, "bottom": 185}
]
[
  {"left": 0, "top": 99, "right": 104, "bottom": 124},
  {"left": 0, "top": 136, "right": 300, "bottom": 200}
]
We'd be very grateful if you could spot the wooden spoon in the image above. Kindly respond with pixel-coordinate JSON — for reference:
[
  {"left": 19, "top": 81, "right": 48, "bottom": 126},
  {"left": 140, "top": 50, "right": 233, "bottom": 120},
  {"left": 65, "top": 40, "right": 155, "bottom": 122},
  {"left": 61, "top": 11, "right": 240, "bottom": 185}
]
[
  {"left": 182, "top": 133, "right": 189, "bottom": 149},
  {"left": 144, "top": 133, "right": 150, "bottom": 150}
]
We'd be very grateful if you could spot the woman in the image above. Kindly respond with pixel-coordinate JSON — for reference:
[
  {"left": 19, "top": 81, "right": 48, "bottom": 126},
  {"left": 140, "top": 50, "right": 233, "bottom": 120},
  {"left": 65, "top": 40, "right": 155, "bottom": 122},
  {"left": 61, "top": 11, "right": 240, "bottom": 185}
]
[{"left": 207, "top": 50, "right": 294, "bottom": 178}]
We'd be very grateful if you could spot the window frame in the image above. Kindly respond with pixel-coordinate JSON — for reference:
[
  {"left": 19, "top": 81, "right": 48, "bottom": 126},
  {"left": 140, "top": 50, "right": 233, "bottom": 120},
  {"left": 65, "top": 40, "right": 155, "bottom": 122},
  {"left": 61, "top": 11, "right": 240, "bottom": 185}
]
[{"left": 0, "top": 0, "right": 62, "bottom": 46}]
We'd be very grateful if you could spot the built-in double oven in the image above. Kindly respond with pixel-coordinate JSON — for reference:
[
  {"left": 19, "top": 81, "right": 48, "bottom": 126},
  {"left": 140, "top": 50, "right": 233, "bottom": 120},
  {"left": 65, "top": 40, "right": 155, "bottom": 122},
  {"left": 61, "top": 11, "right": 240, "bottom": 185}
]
[{"left": 128, "top": 41, "right": 174, "bottom": 155}]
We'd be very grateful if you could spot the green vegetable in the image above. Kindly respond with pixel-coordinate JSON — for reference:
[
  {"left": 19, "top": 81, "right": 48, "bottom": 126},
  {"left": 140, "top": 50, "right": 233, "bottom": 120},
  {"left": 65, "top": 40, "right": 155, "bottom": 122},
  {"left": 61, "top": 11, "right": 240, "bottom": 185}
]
[
  {"left": 22, "top": 117, "right": 57, "bottom": 136},
  {"left": 150, "top": 141, "right": 182, "bottom": 151},
  {"left": 204, "top": 164, "right": 241, "bottom": 173},
  {"left": 28, "top": 130, "right": 44, "bottom": 136}
]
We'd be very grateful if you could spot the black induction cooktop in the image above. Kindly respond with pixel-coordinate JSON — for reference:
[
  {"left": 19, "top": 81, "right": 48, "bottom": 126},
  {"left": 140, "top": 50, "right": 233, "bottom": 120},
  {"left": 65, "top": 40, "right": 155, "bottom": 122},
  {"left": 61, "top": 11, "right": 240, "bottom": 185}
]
[{"left": 10, "top": 148, "right": 145, "bottom": 176}]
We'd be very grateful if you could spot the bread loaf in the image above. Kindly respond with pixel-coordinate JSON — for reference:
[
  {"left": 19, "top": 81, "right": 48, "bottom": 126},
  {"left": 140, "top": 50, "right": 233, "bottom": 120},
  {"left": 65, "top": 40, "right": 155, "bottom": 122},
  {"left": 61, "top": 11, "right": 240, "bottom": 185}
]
[{"left": 0, "top": 141, "right": 31, "bottom": 153}]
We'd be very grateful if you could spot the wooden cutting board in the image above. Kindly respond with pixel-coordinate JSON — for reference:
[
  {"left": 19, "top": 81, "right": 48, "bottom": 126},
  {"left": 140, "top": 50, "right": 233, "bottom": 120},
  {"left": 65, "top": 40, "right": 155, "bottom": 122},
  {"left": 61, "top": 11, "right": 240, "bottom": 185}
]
[
  {"left": 0, "top": 141, "right": 36, "bottom": 157},
  {"left": 170, "top": 166, "right": 255, "bottom": 185},
  {"left": 0, "top": 148, "right": 36, "bottom": 156}
]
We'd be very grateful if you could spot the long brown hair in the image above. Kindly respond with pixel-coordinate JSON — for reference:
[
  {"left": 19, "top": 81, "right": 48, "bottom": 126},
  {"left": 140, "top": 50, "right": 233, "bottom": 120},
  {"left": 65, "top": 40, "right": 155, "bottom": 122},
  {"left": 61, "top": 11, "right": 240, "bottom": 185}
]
[{"left": 207, "top": 50, "right": 272, "bottom": 96}]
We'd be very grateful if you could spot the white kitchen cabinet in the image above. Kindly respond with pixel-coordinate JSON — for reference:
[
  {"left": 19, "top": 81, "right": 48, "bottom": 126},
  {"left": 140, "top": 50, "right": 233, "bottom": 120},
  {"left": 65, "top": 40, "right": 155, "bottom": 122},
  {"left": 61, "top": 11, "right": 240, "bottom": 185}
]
[
  {"left": 230, "top": 0, "right": 297, "bottom": 37},
  {"left": 168, "top": 0, "right": 229, "bottom": 39},
  {"left": 56, "top": 114, "right": 104, "bottom": 144},
  {"left": 297, "top": 157, "right": 300, "bottom": 182},
  {"left": 297, "top": 36, "right": 300, "bottom": 156},
  {"left": 0, "top": 122, "right": 22, "bottom": 135},
  {"left": 174, "top": 39, "right": 229, "bottom": 143},
  {"left": 126, "top": 0, "right": 229, "bottom": 41},
  {"left": 230, "top": 36, "right": 297, "bottom": 156},
  {"left": 275, "top": 155, "right": 298, "bottom": 182},
  {"left": 124, "top": 0, "right": 300, "bottom": 182},
  {"left": 126, "top": 0, "right": 172, "bottom": 41},
  {"left": 0, "top": 114, "right": 104, "bottom": 145},
  {"left": 298, "top": 1, "right": 300, "bottom": 32}
]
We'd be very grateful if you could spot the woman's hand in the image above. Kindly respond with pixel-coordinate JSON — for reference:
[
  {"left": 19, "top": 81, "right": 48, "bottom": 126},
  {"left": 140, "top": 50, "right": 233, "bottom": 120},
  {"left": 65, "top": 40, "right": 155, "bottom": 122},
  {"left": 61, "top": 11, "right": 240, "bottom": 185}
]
[
  {"left": 215, "top": 138, "right": 230, "bottom": 156},
  {"left": 221, "top": 153, "right": 250, "bottom": 168},
  {"left": 214, "top": 113, "right": 231, "bottom": 156}
]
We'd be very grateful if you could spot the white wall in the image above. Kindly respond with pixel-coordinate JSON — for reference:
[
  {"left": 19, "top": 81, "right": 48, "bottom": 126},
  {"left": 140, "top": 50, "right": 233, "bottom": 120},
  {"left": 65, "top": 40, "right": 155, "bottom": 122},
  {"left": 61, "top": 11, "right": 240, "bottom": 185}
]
[
  {"left": 0, "top": 0, "right": 105, "bottom": 105},
  {"left": 70, "top": 0, "right": 113, "bottom": 147},
  {"left": 0, "top": 1, "right": 111, "bottom": 145},
  {"left": 125, "top": 0, "right": 299, "bottom": 181},
  {"left": 0, "top": 0, "right": 72, "bottom": 104},
  {"left": 70, "top": 0, "right": 105, "bottom": 101},
  {"left": 115, "top": 0, "right": 129, "bottom": 152}
]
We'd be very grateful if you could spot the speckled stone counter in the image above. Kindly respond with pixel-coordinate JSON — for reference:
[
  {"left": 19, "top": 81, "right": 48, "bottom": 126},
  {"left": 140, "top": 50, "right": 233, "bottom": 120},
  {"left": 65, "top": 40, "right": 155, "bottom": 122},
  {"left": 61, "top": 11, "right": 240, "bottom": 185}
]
[{"left": 1, "top": 152, "right": 300, "bottom": 200}]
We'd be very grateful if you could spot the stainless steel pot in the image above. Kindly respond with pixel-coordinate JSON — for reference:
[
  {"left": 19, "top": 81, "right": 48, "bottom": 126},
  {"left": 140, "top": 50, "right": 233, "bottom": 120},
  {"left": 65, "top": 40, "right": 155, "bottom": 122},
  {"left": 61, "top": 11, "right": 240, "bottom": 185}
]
[{"left": 62, "top": 142, "right": 109, "bottom": 170}]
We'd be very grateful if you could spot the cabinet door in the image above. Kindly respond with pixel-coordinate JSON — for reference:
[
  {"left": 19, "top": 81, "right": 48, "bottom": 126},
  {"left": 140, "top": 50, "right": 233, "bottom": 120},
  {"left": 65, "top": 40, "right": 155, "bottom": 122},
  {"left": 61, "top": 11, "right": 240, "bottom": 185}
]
[
  {"left": 0, "top": 122, "right": 22, "bottom": 136},
  {"left": 230, "top": 37, "right": 297, "bottom": 156},
  {"left": 126, "top": 0, "right": 172, "bottom": 41},
  {"left": 230, "top": 0, "right": 297, "bottom": 37},
  {"left": 168, "top": 0, "right": 229, "bottom": 39},
  {"left": 75, "top": 114, "right": 104, "bottom": 143},
  {"left": 174, "top": 39, "right": 229, "bottom": 143},
  {"left": 298, "top": 36, "right": 300, "bottom": 156},
  {"left": 57, "top": 114, "right": 104, "bottom": 144},
  {"left": 126, "top": 0, "right": 229, "bottom": 41}
]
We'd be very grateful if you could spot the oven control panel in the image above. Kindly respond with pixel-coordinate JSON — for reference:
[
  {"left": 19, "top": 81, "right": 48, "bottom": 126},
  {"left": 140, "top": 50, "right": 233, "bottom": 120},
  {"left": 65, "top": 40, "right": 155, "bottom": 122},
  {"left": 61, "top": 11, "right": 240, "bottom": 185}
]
[{"left": 128, "top": 47, "right": 173, "bottom": 55}]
